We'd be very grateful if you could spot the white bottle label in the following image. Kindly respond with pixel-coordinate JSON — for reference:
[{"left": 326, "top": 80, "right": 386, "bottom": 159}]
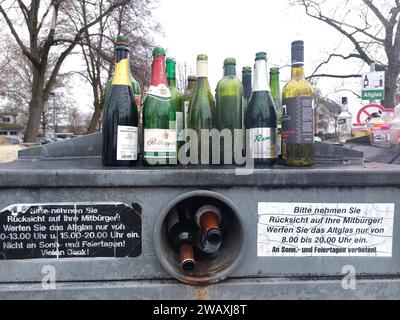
[
  {"left": 117, "top": 126, "right": 138, "bottom": 161},
  {"left": 249, "top": 128, "right": 276, "bottom": 159},
  {"left": 147, "top": 84, "right": 172, "bottom": 98},
  {"left": 176, "top": 112, "right": 184, "bottom": 141},
  {"left": 144, "top": 129, "right": 177, "bottom": 159}
]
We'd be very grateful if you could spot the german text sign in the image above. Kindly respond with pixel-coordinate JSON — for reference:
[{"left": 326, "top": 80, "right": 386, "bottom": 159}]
[
  {"left": 257, "top": 203, "right": 394, "bottom": 257},
  {"left": 0, "top": 203, "right": 142, "bottom": 260}
]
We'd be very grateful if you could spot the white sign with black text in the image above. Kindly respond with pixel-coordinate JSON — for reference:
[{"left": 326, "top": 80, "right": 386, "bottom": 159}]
[{"left": 257, "top": 203, "right": 394, "bottom": 257}]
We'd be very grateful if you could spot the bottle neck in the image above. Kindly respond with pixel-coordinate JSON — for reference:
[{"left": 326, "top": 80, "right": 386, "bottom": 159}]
[
  {"left": 342, "top": 103, "right": 349, "bottom": 113},
  {"left": 224, "top": 64, "right": 236, "bottom": 77},
  {"left": 270, "top": 73, "right": 280, "bottom": 95},
  {"left": 242, "top": 73, "right": 252, "bottom": 99},
  {"left": 168, "top": 77, "right": 176, "bottom": 89},
  {"left": 112, "top": 48, "right": 131, "bottom": 86},
  {"left": 253, "top": 60, "right": 270, "bottom": 92},
  {"left": 197, "top": 60, "right": 208, "bottom": 78},
  {"left": 291, "top": 65, "right": 305, "bottom": 80},
  {"left": 187, "top": 80, "right": 196, "bottom": 92},
  {"left": 151, "top": 55, "right": 168, "bottom": 87}
]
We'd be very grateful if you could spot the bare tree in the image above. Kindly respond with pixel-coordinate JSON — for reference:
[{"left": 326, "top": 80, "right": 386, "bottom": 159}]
[
  {"left": 291, "top": 0, "right": 400, "bottom": 108},
  {"left": 0, "top": 0, "right": 130, "bottom": 142},
  {"left": 72, "top": 0, "right": 160, "bottom": 134}
]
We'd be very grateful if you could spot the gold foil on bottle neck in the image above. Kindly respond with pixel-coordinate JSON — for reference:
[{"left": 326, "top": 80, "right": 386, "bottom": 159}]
[{"left": 112, "top": 58, "right": 132, "bottom": 87}]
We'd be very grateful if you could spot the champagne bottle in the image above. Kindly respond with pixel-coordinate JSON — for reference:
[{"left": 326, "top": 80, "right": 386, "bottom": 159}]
[
  {"left": 167, "top": 207, "right": 196, "bottom": 272},
  {"left": 270, "top": 67, "right": 282, "bottom": 158},
  {"left": 143, "top": 48, "right": 176, "bottom": 166},
  {"left": 216, "top": 58, "right": 243, "bottom": 164},
  {"left": 282, "top": 41, "right": 314, "bottom": 166},
  {"left": 166, "top": 58, "right": 185, "bottom": 155},
  {"left": 244, "top": 52, "right": 277, "bottom": 166},
  {"left": 337, "top": 97, "right": 352, "bottom": 145},
  {"left": 102, "top": 38, "right": 138, "bottom": 167},
  {"left": 105, "top": 35, "right": 142, "bottom": 156},
  {"left": 184, "top": 75, "right": 197, "bottom": 130},
  {"left": 188, "top": 54, "right": 216, "bottom": 164},
  {"left": 194, "top": 205, "right": 222, "bottom": 254}
]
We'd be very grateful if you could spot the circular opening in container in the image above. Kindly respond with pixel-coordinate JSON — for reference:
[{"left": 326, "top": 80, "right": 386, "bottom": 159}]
[{"left": 154, "top": 191, "right": 245, "bottom": 286}]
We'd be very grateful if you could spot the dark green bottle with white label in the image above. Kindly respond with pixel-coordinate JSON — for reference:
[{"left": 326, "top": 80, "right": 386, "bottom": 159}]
[
  {"left": 244, "top": 52, "right": 277, "bottom": 166},
  {"left": 216, "top": 58, "right": 243, "bottom": 164}
]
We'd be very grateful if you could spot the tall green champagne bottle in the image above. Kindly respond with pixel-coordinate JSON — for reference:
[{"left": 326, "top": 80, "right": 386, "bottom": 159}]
[
  {"left": 143, "top": 48, "right": 176, "bottom": 166},
  {"left": 216, "top": 58, "right": 243, "bottom": 164},
  {"left": 270, "top": 67, "right": 282, "bottom": 158},
  {"left": 282, "top": 41, "right": 314, "bottom": 166},
  {"left": 102, "top": 38, "right": 138, "bottom": 166},
  {"left": 188, "top": 54, "right": 216, "bottom": 164},
  {"left": 242, "top": 66, "right": 252, "bottom": 112},
  {"left": 166, "top": 58, "right": 185, "bottom": 155},
  {"left": 244, "top": 52, "right": 277, "bottom": 166},
  {"left": 184, "top": 75, "right": 197, "bottom": 129}
]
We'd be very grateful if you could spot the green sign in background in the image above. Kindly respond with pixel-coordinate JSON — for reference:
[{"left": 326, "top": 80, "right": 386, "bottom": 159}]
[{"left": 362, "top": 89, "right": 385, "bottom": 101}]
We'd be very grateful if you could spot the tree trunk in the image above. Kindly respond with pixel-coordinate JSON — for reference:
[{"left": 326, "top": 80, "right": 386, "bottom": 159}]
[
  {"left": 382, "top": 66, "right": 399, "bottom": 109},
  {"left": 87, "top": 104, "right": 103, "bottom": 134},
  {"left": 24, "top": 68, "right": 46, "bottom": 143}
]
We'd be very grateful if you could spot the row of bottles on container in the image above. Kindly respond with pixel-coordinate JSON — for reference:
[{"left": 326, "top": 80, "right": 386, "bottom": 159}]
[{"left": 102, "top": 36, "right": 315, "bottom": 167}]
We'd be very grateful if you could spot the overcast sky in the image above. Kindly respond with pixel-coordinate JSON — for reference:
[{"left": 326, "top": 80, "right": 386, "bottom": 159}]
[
  {"left": 151, "top": 0, "right": 367, "bottom": 116},
  {"left": 69, "top": 0, "right": 375, "bottom": 118}
]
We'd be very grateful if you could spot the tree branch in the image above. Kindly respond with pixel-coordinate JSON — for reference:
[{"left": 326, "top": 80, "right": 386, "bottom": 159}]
[
  {"left": 0, "top": 4, "right": 39, "bottom": 66},
  {"left": 44, "top": 0, "right": 129, "bottom": 96},
  {"left": 307, "top": 74, "right": 362, "bottom": 80}
]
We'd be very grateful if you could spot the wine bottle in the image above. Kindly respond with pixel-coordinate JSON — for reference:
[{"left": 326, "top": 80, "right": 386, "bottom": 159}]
[
  {"left": 194, "top": 205, "right": 222, "bottom": 254},
  {"left": 102, "top": 38, "right": 138, "bottom": 167},
  {"left": 216, "top": 58, "right": 243, "bottom": 164},
  {"left": 282, "top": 41, "right": 314, "bottom": 166},
  {"left": 270, "top": 67, "right": 282, "bottom": 158},
  {"left": 244, "top": 52, "right": 277, "bottom": 166},
  {"left": 166, "top": 58, "right": 185, "bottom": 155},
  {"left": 337, "top": 97, "right": 352, "bottom": 145},
  {"left": 184, "top": 75, "right": 197, "bottom": 130},
  {"left": 188, "top": 54, "right": 216, "bottom": 164},
  {"left": 167, "top": 207, "right": 197, "bottom": 272},
  {"left": 143, "top": 48, "right": 176, "bottom": 166}
]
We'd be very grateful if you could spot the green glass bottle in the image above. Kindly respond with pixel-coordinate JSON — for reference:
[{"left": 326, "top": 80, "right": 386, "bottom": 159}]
[
  {"left": 166, "top": 58, "right": 185, "bottom": 155},
  {"left": 102, "top": 38, "right": 138, "bottom": 167},
  {"left": 244, "top": 52, "right": 277, "bottom": 166},
  {"left": 216, "top": 58, "right": 243, "bottom": 164},
  {"left": 188, "top": 54, "right": 216, "bottom": 165},
  {"left": 143, "top": 48, "right": 176, "bottom": 166},
  {"left": 270, "top": 67, "right": 282, "bottom": 158},
  {"left": 282, "top": 41, "right": 314, "bottom": 166},
  {"left": 184, "top": 75, "right": 197, "bottom": 129},
  {"left": 242, "top": 66, "right": 253, "bottom": 112}
]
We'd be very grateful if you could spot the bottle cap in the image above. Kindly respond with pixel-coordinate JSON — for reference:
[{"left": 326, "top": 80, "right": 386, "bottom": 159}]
[
  {"left": 224, "top": 57, "right": 236, "bottom": 65},
  {"left": 292, "top": 40, "right": 304, "bottom": 66},
  {"left": 153, "top": 47, "right": 166, "bottom": 59},
  {"left": 197, "top": 54, "right": 208, "bottom": 61},
  {"left": 115, "top": 35, "right": 129, "bottom": 52},
  {"left": 188, "top": 75, "right": 197, "bottom": 82},
  {"left": 117, "top": 34, "right": 129, "bottom": 43},
  {"left": 166, "top": 57, "right": 176, "bottom": 78},
  {"left": 270, "top": 67, "right": 280, "bottom": 74},
  {"left": 242, "top": 66, "right": 252, "bottom": 74},
  {"left": 342, "top": 97, "right": 348, "bottom": 105},
  {"left": 255, "top": 52, "right": 267, "bottom": 61}
]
